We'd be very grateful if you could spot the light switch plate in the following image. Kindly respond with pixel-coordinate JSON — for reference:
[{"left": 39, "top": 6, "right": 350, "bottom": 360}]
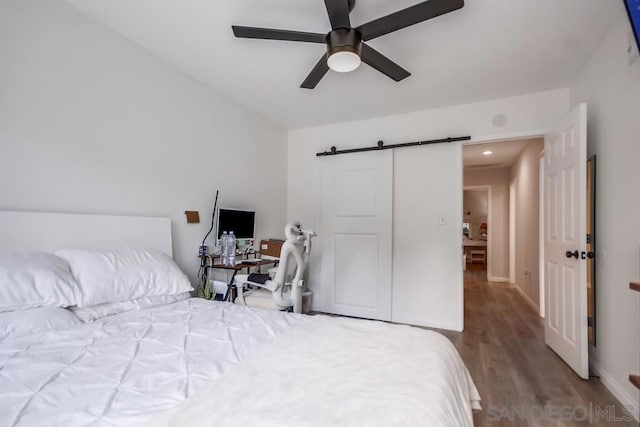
[{"left": 438, "top": 214, "right": 447, "bottom": 225}]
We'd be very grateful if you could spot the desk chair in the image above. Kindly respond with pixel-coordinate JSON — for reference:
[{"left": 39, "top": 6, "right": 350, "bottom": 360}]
[{"left": 234, "top": 223, "right": 315, "bottom": 313}]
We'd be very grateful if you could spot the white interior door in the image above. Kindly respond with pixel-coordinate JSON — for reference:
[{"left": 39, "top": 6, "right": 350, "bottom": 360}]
[
  {"left": 320, "top": 150, "right": 392, "bottom": 321},
  {"left": 544, "top": 103, "right": 588, "bottom": 379}
]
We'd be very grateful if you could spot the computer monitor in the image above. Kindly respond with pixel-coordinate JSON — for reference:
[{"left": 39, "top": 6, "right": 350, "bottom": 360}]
[{"left": 217, "top": 209, "right": 255, "bottom": 240}]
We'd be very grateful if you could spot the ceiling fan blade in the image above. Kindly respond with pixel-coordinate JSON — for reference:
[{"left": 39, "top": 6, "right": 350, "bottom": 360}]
[
  {"left": 300, "top": 55, "right": 330, "bottom": 89},
  {"left": 356, "top": 0, "right": 464, "bottom": 41},
  {"left": 232, "top": 26, "right": 326, "bottom": 43},
  {"left": 324, "top": 0, "right": 351, "bottom": 30},
  {"left": 360, "top": 44, "right": 410, "bottom": 82}
]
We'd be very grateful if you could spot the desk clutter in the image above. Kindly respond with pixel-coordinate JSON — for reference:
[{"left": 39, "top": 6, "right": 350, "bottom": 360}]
[
  {"left": 196, "top": 236, "right": 288, "bottom": 300},
  {"left": 196, "top": 223, "right": 316, "bottom": 315},
  {"left": 259, "top": 239, "right": 284, "bottom": 258},
  {"left": 197, "top": 250, "right": 278, "bottom": 301},
  {"left": 240, "top": 258, "right": 262, "bottom": 264}
]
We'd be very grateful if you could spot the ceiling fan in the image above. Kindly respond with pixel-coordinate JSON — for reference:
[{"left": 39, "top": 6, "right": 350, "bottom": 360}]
[{"left": 232, "top": 0, "right": 464, "bottom": 89}]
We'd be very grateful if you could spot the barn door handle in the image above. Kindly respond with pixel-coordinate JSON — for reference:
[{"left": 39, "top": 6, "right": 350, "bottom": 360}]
[{"left": 565, "top": 250, "right": 579, "bottom": 259}]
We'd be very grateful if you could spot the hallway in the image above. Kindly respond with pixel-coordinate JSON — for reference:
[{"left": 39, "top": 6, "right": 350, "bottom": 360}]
[{"left": 436, "top": 269, "right": 638, "bottom": 426}]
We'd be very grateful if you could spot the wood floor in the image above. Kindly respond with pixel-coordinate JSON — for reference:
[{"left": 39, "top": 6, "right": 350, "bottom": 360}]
[{"left": 431, "top": 264, "right": 638, "bottom": 426}]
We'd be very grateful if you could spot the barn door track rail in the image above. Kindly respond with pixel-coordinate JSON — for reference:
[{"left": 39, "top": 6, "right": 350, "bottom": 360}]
[{"left": 316, "top": 136, "right": 471, "bottom": 157}]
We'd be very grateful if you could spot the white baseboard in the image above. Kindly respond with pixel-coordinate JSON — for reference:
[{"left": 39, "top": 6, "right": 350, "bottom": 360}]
[
  {"left": 590, "top": 358, "right": 640, "bottom": 422},
  {"left": 391, "top": 315, "right": 462, "bottom": 332},
  {"left": 512, "top": 283, "right": 540, "bottom": 315},
  {"left": 488, "top": 276, "right": 510, "bottom": 283}
]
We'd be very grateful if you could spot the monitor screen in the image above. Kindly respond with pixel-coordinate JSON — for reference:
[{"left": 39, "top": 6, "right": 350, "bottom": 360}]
[
  {"left": 626, "top": 0, "right": 640, "bottom": 51},
  {"left": 217, "top": 209, "right": 255, "bottom": 239}
]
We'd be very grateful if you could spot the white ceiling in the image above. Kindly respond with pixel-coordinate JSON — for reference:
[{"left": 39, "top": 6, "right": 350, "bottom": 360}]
[
  {"left": 463, "top": 138, "right": 541, "bottom": 169},
  {"left": 63, "top": 0, "right": 618, "bottom": 129}
]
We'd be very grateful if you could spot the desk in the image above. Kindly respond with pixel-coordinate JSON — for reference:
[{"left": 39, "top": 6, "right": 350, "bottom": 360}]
[
  {"left": 463, "top": 240, "right": 487, "bottom": 264},
  {"left": 463, "top": 240, "right": 487, "bottom": 248},
  {"left": 208, "top": 256, "right": 278, "bottom": 302}
]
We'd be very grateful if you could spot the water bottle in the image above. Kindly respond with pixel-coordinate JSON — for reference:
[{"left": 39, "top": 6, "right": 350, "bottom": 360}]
[
  {"left": 228, "top": 231, "right": 236, "bottom": 266},
  {"left": 220, "top": 231, "right": 229, "bottom": 265}
]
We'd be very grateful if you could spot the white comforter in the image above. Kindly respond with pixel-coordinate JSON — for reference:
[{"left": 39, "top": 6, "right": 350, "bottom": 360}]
[
  {"left": 0, "top": 299, "right": 480, "bottom": 426},
  {"left": 153, "top": 315, "right": 481, "bottom": 427},
  {"left": 0, "top": 299, "right": 302, "bottom": 426}
]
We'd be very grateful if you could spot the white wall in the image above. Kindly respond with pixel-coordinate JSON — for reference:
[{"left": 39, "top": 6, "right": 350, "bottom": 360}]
[
  {"left": 509, "top": 139, "right": 544, "bottom": 308},
  {"left": 0, "top": 0, "right": 287, "bottom": 283},
  {"left": 570, "top": 5, "right": 640, "bottom": 418},
  {"left": 288, "top": 89, "right": 570, "bottom": 331},
  {"left": 464, "top": 168, "right": 510, "bottom": 280}
]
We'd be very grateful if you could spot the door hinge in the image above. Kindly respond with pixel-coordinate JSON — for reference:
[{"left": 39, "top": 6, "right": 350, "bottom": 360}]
[
  {"left": 588, "top": 316, "right": 593, "bottom": 327},
  {"left": 586, "top": 233, "right": 592, "bottom": 244}
]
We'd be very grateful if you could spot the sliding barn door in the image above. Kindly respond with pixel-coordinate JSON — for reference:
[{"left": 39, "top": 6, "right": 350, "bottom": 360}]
[
  {"left": 544, "top": 103, "right": 588, "bottom": 379},
  {"left": 320, "top": 150, "right": 392, "bottom": 321}
]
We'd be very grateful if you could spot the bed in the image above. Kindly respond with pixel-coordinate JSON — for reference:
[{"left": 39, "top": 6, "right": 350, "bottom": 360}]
[{"left": 0, "top": 211, "right": 480, "bottom": 426}]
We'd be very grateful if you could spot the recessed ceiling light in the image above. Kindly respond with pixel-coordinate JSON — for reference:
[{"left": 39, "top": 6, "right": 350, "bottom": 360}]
[{"left": 482, "top": 150, "right": 493, "bottom": 156}]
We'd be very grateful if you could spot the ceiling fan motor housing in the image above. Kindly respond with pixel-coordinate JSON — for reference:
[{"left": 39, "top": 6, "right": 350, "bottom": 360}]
[{"left": 326, "top": 28, "right": 362, "bottom": 58}]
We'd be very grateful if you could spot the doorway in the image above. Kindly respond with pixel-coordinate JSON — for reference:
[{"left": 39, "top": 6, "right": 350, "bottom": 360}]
[
  {"left": 462, "top": 104, "right": 590, "bottom": 380},
  {"left": 463, "top": 187, "right": 489, "bottom": 280},
  {"left": 463, "top": 138, "right": 544, "bottom": 313},
  {"left": 463, "top": 139, "right": 540, "bottom": 287}
]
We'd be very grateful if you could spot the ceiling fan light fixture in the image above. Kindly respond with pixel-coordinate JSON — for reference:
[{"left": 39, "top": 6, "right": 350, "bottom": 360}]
[
  {"left": 327, "top": 49, "right": 361, "bottom": 72},
  {"left": 326, "top": 28, "right": 362, "bottom": 73}
]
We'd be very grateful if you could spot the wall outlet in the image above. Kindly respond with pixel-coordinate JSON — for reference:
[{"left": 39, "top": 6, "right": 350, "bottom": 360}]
[
  {"left": 597, "top": 249, "right": 607, "bottom": 265},
  {"left": 198, "top": 244, "right": 208, "bottom": 257}
]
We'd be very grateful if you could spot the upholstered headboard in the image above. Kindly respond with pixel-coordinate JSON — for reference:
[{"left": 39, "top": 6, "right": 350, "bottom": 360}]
[{"left": 0, "top": 211, "right": 172, "bottom": 257}]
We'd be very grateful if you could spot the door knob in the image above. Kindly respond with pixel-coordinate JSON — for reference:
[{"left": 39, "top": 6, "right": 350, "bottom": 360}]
[{"left": 565, "top": 250, "right": 579, "bottom": 259}]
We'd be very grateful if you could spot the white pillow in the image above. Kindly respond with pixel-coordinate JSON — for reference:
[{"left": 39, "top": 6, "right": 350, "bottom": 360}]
[
  {"left": 0, "top": 252, "right": 79, "bottom": 312},
  {"left": 70, "top": 292, "right": 191, "bottom": 322},
  {"left": 55, "top": 248, "right": 193, "bottom": 306},
  {"left": 0, "top": 306, "right": 82, "bottom": 340}
]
